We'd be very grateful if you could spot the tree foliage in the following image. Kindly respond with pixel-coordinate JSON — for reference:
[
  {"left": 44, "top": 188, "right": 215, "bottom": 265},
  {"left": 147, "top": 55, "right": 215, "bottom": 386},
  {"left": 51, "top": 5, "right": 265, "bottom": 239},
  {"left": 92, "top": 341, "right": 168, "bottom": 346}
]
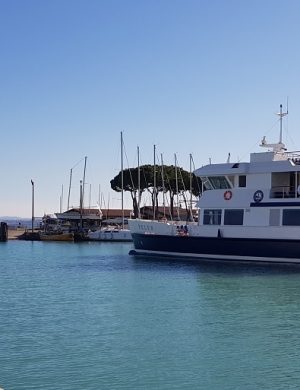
[{"left": 110, "top": 164, "right": 202, "bottom": 218}]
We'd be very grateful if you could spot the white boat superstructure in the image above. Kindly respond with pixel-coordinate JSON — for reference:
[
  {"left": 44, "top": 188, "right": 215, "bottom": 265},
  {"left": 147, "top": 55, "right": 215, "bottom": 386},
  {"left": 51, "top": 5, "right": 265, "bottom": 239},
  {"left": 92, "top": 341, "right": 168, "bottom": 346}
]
[
  {"left": 88, "top": 227, "right": 132, "bottom": 241},
  {"left": 129, "top": 104, "right": 300, "bottom": 263}
]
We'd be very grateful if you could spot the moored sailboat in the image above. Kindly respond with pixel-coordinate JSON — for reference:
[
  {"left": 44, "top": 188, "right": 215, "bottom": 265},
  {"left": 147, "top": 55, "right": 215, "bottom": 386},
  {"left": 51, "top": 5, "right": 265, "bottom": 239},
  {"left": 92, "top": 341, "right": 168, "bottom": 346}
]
[{"left": 88, "top": 131, "right": 132, "bottom": 242}]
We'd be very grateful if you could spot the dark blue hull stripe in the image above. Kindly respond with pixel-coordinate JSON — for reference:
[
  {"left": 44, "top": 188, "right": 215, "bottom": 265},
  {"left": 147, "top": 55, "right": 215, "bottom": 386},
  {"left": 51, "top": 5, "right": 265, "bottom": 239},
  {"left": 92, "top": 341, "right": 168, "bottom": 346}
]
[
  {"left": 250, "top": 202, "right": 300, "bottom": 207},
  {"left": 131, "top": 233, "right": 300, "bottom": 260}
]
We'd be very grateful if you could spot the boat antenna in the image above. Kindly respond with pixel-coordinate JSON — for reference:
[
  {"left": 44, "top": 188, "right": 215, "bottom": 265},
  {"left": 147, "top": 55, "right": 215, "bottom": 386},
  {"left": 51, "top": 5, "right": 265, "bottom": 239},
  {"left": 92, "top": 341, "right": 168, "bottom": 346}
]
[{"left": 277, "top": 104, "right": 288, "bottom": 144}]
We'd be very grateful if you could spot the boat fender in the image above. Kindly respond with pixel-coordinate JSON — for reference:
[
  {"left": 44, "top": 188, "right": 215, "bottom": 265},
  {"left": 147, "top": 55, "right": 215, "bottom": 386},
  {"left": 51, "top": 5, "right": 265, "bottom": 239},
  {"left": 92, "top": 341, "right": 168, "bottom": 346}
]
[{"left": 224, "top": 190, "right": 232, "bottom": 200}]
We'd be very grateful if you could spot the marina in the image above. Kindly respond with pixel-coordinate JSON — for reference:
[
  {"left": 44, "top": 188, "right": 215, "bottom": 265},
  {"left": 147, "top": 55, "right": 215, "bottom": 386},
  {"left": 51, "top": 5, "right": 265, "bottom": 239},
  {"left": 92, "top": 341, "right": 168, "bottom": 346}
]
[{"left": 2, "top": 1, "right": 300, "bottom": 389}]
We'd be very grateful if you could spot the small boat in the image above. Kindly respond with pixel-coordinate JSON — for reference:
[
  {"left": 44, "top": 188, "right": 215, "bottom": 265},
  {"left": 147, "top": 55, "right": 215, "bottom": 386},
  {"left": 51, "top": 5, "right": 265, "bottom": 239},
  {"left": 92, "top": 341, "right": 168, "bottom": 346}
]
[
  {"left": 129, "top": 104, "right": 300, "bottom": 264},
  {"left": 39, "top": 232, "right": 74, "bottom": 241},
  {"left": 88, "top": 227, "right": 132, "bottom": 242}
]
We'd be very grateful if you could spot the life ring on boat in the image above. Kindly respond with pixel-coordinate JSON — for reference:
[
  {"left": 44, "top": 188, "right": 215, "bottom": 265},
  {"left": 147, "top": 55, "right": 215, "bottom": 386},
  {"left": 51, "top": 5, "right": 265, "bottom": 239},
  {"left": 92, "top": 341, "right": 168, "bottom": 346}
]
[
  {"left": 224, "top": 190, "right": 232, "bottom": 200},
  {"left": 253, "top": 190, "right": 264, "bottom": 203}
]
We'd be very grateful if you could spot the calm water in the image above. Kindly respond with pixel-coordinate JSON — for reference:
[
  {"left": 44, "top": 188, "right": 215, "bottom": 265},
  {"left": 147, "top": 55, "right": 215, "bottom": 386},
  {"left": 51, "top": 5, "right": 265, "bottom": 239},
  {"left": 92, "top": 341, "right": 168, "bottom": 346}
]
[{"left": 1, "top": 241, "right": 300, "bottom": 389}]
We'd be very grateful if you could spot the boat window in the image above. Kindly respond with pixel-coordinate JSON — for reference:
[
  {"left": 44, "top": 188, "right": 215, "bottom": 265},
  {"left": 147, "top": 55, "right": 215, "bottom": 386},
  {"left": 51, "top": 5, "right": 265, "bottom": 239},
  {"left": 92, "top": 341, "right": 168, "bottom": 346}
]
[
  {"left": 201, "top": 177, "right": 213, "bottom": 190},
  {"left": 282, "top": 209, "right": 300, "bottom": 226},
  {"left": 203, "top": 209, "right": 222, "bottom": 225},
  {"left": 208, "top": 176, "right": 231, "bottom": 189},
  {"left": 224, "top": 209, "right": 244, "bottom": 225},
  {"left": 269, "top": 209, "right": 280, "bottom": 226},
  {"left": 227, "top": 176, "right": 234, "bottom": 187},
  {"left": 238, "top": 175, "right": 246, "bottom": 187}
]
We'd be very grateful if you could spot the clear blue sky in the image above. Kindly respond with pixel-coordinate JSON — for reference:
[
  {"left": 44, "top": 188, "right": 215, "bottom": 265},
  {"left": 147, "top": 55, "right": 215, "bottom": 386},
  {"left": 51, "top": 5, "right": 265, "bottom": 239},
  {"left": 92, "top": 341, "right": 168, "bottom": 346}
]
[{"left": 1, "top": 0, "right": 300, "bottom": 217}]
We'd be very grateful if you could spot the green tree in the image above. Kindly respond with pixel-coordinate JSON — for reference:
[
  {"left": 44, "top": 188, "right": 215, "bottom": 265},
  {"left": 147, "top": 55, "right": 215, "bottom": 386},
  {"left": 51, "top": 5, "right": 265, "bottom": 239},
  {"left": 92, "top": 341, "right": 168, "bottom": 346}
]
[{"left": 110, "top": 164, "right": 202, "bottom": 219}]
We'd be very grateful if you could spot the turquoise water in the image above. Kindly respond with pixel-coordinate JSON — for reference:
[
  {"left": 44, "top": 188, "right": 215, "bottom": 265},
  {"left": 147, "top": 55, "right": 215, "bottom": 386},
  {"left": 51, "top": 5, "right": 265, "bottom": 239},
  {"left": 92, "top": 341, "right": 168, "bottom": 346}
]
[{"left": 1, "top": 242, "right": 300, "bottom": 389}]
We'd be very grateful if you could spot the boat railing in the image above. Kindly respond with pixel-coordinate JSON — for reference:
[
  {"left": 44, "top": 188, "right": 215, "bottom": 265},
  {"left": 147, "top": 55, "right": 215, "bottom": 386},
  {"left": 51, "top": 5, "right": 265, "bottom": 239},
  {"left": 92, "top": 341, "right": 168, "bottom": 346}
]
[
  {"left": 270, "top": 186, "right": 298, "bottom": 199},
  {"left": 286, "top": 151, "right": 300, "bottom": 165}
]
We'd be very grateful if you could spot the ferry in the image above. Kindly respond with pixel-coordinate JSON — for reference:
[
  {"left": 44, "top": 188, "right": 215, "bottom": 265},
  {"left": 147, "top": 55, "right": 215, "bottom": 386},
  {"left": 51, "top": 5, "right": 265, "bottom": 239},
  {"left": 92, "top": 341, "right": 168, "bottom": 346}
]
[{"left": 129, "top": 105, "right": 300, "bottom": 263}]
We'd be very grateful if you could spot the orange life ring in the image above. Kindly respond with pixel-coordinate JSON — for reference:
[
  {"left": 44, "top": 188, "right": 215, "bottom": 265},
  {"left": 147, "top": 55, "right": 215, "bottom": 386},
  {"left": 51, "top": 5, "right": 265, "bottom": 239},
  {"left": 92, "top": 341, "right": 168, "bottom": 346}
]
[{"left": 224, "top": 190, "right": 232, "bottom": 200}]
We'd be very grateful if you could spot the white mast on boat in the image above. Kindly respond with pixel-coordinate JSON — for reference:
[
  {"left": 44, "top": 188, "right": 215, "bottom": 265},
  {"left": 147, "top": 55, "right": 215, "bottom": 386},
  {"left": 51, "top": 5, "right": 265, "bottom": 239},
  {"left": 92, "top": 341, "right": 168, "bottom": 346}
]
[
  {"left": 89, "top": 184, "right": 91, "bottom": 209},
  {"left": 79, "top": 180, "right": 83, "bottom": 229},
  {"left": 67, "top": 157, "right": 86, "bottom": 211},
  {"left": 60, "top": 184, "right": 64, "bottom": 213},
  {"left": 153, "top": 145, "right": 156, "bottom": 220},
  {"left": 278, "top": 103, "right": 288, "bottom": 145},
  {"left": 82, "top": 156, "right": 87, "bottom": 209},
  {"left": 161, "top": 153, "right": 166, "bottom": 218},
  {"left": 121, "top": 131, "right": 124, "bottom": 230},
  {"left": 260, "top": 104, "right": 288, "bottom": 152},
  {"left": 175, "top": 153, "right": 179, "bottom": 220},
  {"left": 98, "top": 184, "right": 101, "bottom": 208},
  {"left": 189, "top": 154, "right": 194, "bottom": 222},
  {"left": 67, "top": 168, "right": 72, "bottom": 210},
  {"left": 137, "top": 146, "right": 141, "bottom": 219}
]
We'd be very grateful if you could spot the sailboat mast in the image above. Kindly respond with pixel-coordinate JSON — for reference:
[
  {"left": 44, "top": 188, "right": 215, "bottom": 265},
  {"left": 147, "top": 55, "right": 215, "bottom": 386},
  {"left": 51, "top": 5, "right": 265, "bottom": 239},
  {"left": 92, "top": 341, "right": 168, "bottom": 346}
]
[
  {"left": 89, "top": 184, "right": 91, "bottom": 209},
  {"left": 279, "top": 104, "right": 283, "bottom": 144},
  {"left": 153, "top": 145, "right": 156, "bottom": 220},
  {"left": 175, "top": 154, "right": 179, "bottom": 220},
  {"left": 189, "top": 154, "right": 193, "bottom": 221},
  {"left": 79, "top": 180, "right": 83, "bottom": 229},
  {"left": 82, "top": 156, "right": 87, "bottom": 210},
  {"left": 161, "top": 153, "right": 166, "bottom": 218},
  {"left": 98, "top": 184, "right": 101, "bottom": 208},
  {"left": 60, "top": 184, "right": 64, "bottom": 213},
  {"left": 67, "top": 168, "right": 72, "bottom": 210},
  {"left": 121, "top": 131, "right": 124, "bottom": 230},
  {"left": 137, "top": 146, "right": 141, "bottom": 219}
]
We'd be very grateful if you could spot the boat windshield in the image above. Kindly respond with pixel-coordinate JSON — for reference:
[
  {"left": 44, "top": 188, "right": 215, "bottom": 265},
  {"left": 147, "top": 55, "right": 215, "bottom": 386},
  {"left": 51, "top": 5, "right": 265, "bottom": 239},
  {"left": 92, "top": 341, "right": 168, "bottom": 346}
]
[{"left": 202, "top": 176, "right": 232, "bottom": 190}]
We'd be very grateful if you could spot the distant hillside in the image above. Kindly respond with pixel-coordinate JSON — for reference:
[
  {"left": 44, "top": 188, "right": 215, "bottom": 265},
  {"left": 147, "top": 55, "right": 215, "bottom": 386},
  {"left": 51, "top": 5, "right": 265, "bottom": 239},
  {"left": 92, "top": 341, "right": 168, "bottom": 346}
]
[
  {"left": 0, "top": 216, "right": 30, "bottom": 220},
  {"left": 0, "top": 217, "right": 42, "bottom": 228}
]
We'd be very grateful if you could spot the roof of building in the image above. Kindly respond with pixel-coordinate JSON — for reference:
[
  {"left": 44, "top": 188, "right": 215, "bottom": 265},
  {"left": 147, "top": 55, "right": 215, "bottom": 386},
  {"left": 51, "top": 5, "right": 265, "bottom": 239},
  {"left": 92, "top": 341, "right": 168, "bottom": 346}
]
[{"left": 56, "top": 208, "right": 132, "bottom": 219}]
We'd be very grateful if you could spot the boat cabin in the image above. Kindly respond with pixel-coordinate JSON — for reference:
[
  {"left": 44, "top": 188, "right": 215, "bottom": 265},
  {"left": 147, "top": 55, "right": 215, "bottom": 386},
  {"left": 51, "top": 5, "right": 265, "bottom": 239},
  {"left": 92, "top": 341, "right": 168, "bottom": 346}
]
[{"left": 194, "top": 135, "right": 300, "bottom": 229}]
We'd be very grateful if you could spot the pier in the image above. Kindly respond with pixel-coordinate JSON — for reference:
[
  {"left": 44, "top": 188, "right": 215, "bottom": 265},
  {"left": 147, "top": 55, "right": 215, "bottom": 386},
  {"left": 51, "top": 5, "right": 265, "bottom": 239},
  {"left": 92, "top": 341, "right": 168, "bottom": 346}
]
[{"left": 0, "top": 222, "right": 8, "bottom": 241}]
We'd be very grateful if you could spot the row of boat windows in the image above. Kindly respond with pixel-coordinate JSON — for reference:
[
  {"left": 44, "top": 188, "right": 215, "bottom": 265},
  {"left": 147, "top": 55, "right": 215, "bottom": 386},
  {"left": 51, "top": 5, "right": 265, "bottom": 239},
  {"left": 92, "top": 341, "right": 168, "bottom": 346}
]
[
  {"left": 202, "top": 175, "right": 246, "bottom": 190},
  {"left": 203, "top": 209, "right": 243, "bottom": 225},
  {"left": 203, "top": 209, "right": 300, "bottom": 226}
]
